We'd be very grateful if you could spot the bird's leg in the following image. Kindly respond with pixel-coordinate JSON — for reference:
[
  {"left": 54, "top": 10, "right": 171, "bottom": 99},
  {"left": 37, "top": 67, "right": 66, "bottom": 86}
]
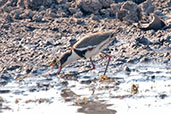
[
  {"left": 89, "top": 57, "right": 95, "bottom": 70},
  {"left": 57, "top": 66, "right": 62, "bottom": 74},
  {"left": 101, "top": 52, "right": 111, "bottom": 75}
]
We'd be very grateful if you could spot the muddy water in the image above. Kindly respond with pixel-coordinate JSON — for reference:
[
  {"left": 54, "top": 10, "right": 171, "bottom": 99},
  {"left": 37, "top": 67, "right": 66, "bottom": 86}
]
[{"left": 0, "top": 63, "right": 171, "bottom": 114}]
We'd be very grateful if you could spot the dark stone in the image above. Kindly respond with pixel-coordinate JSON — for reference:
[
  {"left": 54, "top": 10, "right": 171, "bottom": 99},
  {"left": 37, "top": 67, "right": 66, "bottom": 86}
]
[
  {"left": 124, "top": 66, "right": 131, "bottom": 72},
  {"left": 26, "top": 68, "right": 32, "bottom": 74},
  {"left": 0, "top": 81, "right": 8, "bottom": 85},
  {"left": 32, "top": 69, "right": 38, "bottom": 74},
  {"left": 76, "top": 19, "right": 85, "bottom": 25},
  {"left": 127, "top": 57, "right": 140, "bottom": 64},
  {"left": 7, "top": 65, "right": 21, "bottom": 71},
  {"left": 151, "top": 76, "right": 155, "bottom": 79},
  {"left": 100, "top": 9, "right": 110, "bottom": 17},
  {"left": 115, "top": 0, "right": 126, "bottom": 3},
  {"left": 0, "top": 90, "right": 10, "bottom": 94},
  {"left": 73, "top": 11, "right": 83, "bottom": 18},
  {"left": 61, "top": 81, "right": 69, "bottom": 86},
  {"left": 91, "top": 14, "right": 100, "bottom": 21},
  {"left": 51, "top": 28, "right": 59, "bottom": 32},
  {"left": 2, "top": 24, "right": 10, "bottom": 30},
  {"left": 110, "top": 37, "right": 118, "bottom": 46},
  {"left": 117, "top": 1, "right": 141, "bottom": 24},
  {"left": 77, "top": 0, "right": 102, "bottom": 13},
  {"left": 29, "top": 88, "right": 37, "bottom": 92},
  {"left": 45, "top": 41, "right": 53, "bottom": 46},
  {"left": 80, "top": 80, "right": 92, "bottom": 84},
  {"left": 27, "top": 26, "right": 36, "bottom": 31},
  {"left": 25, "top": 0, "right": 56, "bottom": 10},
  {"left": 138, "top": 15, "right": 166, "bottom": 31},
  {"left": 1, "top": 75, "right": 12, "bottom": 80},
  {"left": 54, "top": 42, "right": 62, "bottom": 46},
  {"left": 32, "top": 12, "right": 43, "bottom": 22},
  {"left": 139, "top": 0, "right": 155, "bottom": 15},
  {"left": 68, "top": 7, "right": 79, "bottom": 15},
  {"left": 13, "top": 37, "right": 21, "bottom": 42},
  {"left": 135, "top": 36, "right": 152, "bottom": 45},
  {"left": 116, "top": 58, "right": 127, "bottom": 63},
  {"left": 69, "top": 39, "right": 77, "bottom": 47},
  {"left": 140, "top": 57, "right": 151, "bottom": 63},
  {"left": 5, "top": 14, "right": 13, "bottom": 22},
  {"left": 49, "top": 72, "right": 58, "bottom": 76},
  {"left": 159, "top": 94, "right": 167, "bottom": 99}
]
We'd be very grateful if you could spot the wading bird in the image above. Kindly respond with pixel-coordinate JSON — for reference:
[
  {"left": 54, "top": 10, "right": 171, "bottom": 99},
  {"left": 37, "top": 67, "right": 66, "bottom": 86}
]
[{"left": 50, "top": 30, "right": 116, "bottom": 75}]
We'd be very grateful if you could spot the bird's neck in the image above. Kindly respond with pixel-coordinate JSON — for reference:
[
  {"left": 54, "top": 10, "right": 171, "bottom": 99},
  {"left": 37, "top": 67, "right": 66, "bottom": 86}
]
[
  {"left": 63, "top": 50, "right": 81, "bottom": 66},
  {"left": 70, "top": 50, "right": 81, "bottom": 60}
]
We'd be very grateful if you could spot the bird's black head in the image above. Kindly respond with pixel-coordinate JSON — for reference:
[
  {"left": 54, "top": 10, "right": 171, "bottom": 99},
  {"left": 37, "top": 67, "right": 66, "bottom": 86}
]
[
  {"left": 49, "top": 50, "right": 72, "bottom": 74},
  {"left": 58, "top": 50, "right": 72, "bottom": 67}
]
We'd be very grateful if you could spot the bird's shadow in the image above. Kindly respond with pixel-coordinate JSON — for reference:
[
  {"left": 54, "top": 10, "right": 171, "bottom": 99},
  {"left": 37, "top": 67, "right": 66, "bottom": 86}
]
[{"left": 61, "top": 69, "right": 90, "bottom": 77}]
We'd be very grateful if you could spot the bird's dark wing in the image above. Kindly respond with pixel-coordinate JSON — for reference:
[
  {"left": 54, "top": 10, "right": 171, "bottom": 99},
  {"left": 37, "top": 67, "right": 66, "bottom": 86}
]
[{"left": 73, "top": 30, "right": 115, "bottom": 50}]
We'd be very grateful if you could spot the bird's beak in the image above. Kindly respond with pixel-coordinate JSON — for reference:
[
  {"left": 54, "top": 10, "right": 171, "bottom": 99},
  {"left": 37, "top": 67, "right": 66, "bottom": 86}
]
[
  {"left": 49, "top": 58, "right": 59, "bottom": 68},
  {"left": 48, "top": 58, "right": 63, "bottom": 75}
]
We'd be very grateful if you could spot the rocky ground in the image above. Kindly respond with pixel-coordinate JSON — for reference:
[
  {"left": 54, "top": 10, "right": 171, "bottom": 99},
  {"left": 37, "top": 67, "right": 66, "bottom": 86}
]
[
  {"left": 0, "top": 0, "right": 170, "bottom": 83},
  {"left": 0, "top": 0, "right": 171, "bottom": 113}
]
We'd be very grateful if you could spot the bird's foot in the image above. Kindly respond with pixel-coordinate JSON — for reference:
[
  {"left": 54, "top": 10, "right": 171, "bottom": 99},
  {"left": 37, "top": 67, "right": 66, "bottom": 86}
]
[
  {"left": 85, "top": 65, "right": 95, "bottom": 71},
  {"left": 90, "top": 64, "right": 95, "bottom": 70}
]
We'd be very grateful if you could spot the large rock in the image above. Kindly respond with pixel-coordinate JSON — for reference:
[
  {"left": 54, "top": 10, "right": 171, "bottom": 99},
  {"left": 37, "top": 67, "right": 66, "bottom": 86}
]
[
  {"left": 139, "top": 0, "right": 155, "bottom": 15},
  {"left": 76, "top": 0, "right": 114, "bottom": 13},
  {"left": 98, "top": 0, "right": 114, "bottom": 8},
  {"left": 116, "top": 1, "right": 142, "bottom": 24},
  {"left": 20, "top": 9, "right": 34, "bottom": 19},
  {"left": 10, "top": 8, "right": 24, "bottom": 19},
  {"left": 24, "top": 0, "right": 55, "bottom": 10},
  {"left": 76, "top": 0, "right": 103, "bottom": 13},
  {"left": 110, "top": 3, "right": 121, "bottom": 17},
  {"left": 32, "top": 12, "right": 43, "bottom": 21}
]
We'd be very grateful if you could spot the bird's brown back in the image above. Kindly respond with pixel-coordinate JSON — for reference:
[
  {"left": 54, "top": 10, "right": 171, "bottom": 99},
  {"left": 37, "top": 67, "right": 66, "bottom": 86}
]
[{"left": 73, "top": 30, "right": 115, "bottom": 49}]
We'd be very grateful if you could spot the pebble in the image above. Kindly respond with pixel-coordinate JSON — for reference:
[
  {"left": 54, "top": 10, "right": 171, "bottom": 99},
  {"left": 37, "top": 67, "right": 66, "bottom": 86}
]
[
  {"left": 127, "top": 57, "right": 140, "bottom": 64},
  {"left": 26, "top": 67, "right": 33, "bottom": 74},
  {"left": 61, "top": 81, "right": 69, "bottom": 86},
  {"left": 76, "top": 0, "right": 102, "bottom": 13},
  {"left": 7, "top": 65, "right": 21, "bottom": 71},
  {"left": 159, "top": 94, "right": 167, "bottom": 99},
  {"left": 124, "top": 66, "right": 131, "bottom": 72},
  {"left": 0, "top": 90, "right": 10, "bottom": 94},
  {"left": 135, "top": 36, "right": 153, "bottom": 45},
  {"left": 140, "top": 57, "right": 151, "bottom": 63},
  {"left": 73, "top": 11, "right": 83, "bottom": 18},
  {"left": 80, "top": 80, "right": 92, "bottom": 84}
]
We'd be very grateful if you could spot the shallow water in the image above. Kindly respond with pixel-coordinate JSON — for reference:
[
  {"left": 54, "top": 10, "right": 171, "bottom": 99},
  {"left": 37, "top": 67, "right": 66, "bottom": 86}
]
[{"left": 0, "top": 63, "right": 171, "bottom": 114}]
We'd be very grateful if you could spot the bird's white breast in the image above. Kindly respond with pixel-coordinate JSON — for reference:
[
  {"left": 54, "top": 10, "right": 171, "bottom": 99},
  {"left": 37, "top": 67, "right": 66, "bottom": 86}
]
[{"left": 62, "top": 50, "right": 81, "bottom": 67}]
